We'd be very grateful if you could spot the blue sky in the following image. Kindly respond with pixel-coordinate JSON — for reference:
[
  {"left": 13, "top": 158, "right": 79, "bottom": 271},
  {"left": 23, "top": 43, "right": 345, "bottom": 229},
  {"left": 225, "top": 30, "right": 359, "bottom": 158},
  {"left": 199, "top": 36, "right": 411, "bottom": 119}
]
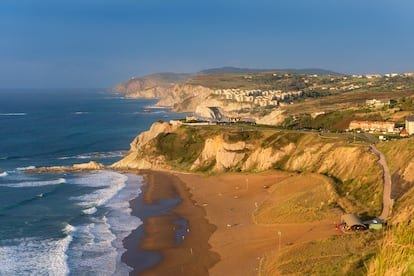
[{"left": 1, "top": 0, "right": 413, "bottom": 88}]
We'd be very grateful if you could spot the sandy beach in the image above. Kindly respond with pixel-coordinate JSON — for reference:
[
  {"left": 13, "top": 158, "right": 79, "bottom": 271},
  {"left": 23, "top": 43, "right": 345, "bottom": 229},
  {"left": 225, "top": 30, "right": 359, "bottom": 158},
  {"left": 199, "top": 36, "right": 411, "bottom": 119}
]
[
  {"left": 126, "top": 170, "right": 219, "bottom": 275},
  {"left": 126, "top": 170, "right": 341, "bottom": 275}
]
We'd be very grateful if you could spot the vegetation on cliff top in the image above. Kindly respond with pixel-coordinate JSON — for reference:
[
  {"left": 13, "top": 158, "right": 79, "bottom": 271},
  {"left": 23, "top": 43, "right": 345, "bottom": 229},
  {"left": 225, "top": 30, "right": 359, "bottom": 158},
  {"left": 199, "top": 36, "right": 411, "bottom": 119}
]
[
  {"left": 141, "top": 124, "right": 383, "bottom": 216},
  {"left": 260, "top": 232, "right": 379, "bottom": 275}
]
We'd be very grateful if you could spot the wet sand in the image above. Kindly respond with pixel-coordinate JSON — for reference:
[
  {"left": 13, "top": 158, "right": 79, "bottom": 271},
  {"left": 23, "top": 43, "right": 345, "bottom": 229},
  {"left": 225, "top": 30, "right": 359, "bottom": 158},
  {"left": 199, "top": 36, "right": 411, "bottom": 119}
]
[{"left": 124, "top": 170, "right": 219, "bottom": 275}]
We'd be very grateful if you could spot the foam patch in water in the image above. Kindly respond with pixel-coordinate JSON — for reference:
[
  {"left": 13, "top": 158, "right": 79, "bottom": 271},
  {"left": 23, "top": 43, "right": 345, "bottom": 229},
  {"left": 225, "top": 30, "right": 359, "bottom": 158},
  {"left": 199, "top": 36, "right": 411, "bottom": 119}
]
[
  {"left": 3, "top": 178, "right": 66, "bottom": 188},
  {"left": 0, "top": 233, "right": 72, "bottom": 275}
]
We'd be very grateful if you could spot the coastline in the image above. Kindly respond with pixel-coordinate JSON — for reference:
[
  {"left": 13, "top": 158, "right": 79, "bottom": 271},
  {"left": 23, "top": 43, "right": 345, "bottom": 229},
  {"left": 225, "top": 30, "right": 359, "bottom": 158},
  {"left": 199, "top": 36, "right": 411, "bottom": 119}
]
[
  {"left": 122, "top": 169, "right": 342, "bottom": 275},
  {"left": 123, "top": 170, "right": 219, "bottom": 275}
]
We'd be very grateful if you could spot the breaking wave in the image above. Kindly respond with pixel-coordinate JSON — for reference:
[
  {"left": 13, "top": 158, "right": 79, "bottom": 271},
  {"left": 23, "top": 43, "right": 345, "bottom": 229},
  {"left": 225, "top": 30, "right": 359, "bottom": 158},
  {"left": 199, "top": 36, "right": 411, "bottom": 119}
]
[
  {"left": 0, "top": 172, "right": 8, "bottom": 177},
  {"left": 3, "top": 178, "right": 66, "bottom": 188},
  {"left": 0, "top": 113, "right": 27, "bottom": 116},
  {"left": 16, "top": 166, "right": 36, "bottom": 171},
  {"left": 0, "top": 234, "right": 72, "bottom": 276},
  {"left": 57, "top": 151, "right": 124, "bottom": 160},
  {"left": 66, "top": 172, "right": 143, "bottom": 275}
]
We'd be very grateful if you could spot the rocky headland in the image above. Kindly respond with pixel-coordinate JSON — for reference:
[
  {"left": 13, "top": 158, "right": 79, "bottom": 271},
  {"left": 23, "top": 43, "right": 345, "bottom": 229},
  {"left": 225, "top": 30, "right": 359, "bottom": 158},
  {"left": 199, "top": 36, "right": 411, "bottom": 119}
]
[{"left": 28, "top": 161, "right": 105, "bottom": 173}]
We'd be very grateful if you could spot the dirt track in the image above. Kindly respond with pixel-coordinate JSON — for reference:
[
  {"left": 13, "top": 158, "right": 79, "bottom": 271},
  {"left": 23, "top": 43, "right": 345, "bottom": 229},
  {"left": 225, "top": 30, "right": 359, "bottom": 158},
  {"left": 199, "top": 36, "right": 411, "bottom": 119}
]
[{"left": 370, "top": 144, "right": 393, "bottom": 221}]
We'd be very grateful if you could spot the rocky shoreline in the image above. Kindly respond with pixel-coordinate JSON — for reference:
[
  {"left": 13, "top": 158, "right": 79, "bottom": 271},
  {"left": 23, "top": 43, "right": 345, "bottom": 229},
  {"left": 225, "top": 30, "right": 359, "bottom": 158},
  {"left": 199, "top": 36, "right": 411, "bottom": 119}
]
[{"left": 27, "top": 161, "right": 106, "bottom": 173}]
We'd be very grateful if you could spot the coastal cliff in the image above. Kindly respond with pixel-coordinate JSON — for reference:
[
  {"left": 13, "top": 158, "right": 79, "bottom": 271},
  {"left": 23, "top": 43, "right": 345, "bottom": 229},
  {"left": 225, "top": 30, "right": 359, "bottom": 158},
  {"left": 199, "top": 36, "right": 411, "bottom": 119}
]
[
  {"left": 112, "top": 73, "right": 191, "bottom": 100},
  {"left": 111, "top": 121, "right": 384, "bottom": 214},
  {"left": 112, "top": 73, "right": 287, "bottom": 125},
  {"left": 111, "top": 121, "right": 180, "bottom": 170}
]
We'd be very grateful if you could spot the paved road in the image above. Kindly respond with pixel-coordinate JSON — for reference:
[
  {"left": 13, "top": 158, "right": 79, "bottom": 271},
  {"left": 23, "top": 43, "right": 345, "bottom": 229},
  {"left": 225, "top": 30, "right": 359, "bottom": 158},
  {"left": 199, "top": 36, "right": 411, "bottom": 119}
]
[{"left": 370, "top": 144, "right": 393, "bottom": 221}]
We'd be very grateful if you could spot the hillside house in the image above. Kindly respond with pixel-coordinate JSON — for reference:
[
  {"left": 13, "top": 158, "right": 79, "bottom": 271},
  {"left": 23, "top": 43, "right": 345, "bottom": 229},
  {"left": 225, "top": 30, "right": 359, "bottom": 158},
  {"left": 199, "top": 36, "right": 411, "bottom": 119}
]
[
  {"left": 366, "top": 98, "right": 390, "bottom": 108},
  {"left": 406, "top": 116, "right": 414, "bottom": 135},
  {"left": 349, "top": 121, "right": 395, "bottom": 133}
]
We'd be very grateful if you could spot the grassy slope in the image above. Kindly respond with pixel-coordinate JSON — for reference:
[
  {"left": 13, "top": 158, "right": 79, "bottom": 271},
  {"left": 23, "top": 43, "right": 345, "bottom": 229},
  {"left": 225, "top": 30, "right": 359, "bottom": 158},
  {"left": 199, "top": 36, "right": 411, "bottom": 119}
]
[
  {"left": 367, "top": 222, "right": 414, "bottom": 275},
  {"left": 253, "top": 174, "right": 340, "bottom": 224},
  {"left": 377, "top": 137, "right": 414, "bottom": 205},
  {"left": 377, "top": 137, "right": 414, "bottom": 175},
  {"left": 261, "top": 137, "right": 414, "bottom": 276},
  {"left": 254, "top": 173, "right": 379, "bottom": 275},
  {"left": 369, "top": 138, "right": 414, "bottom": 275},
  {"left": 260, "top": 233, "right": 379, "bottom": 276}
]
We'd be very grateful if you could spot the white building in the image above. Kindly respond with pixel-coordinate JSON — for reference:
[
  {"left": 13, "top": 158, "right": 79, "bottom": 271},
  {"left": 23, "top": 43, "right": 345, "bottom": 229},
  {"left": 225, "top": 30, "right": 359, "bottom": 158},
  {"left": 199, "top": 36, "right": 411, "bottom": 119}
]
[{"left": 406, "top": 116, "right": 414, "bottom": 135}]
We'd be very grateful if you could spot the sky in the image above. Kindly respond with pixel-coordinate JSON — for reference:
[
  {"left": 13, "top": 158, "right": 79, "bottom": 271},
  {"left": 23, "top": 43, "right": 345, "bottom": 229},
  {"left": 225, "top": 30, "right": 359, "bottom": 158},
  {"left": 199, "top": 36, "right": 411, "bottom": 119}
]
[{"left": 1, "top": 0, "right": 413, "bottom": 88}]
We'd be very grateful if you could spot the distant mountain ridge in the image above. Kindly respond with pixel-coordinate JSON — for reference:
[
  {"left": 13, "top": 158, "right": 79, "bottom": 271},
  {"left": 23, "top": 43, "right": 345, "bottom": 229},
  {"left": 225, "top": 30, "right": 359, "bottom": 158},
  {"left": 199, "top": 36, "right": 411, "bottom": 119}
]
[
  {"left": 133, "top": 72, "right": 193, "bottom": 83},
  {"left": 118, "top": 67, "right": 342, "bottom": 84},
  {"left": 199, "top": 66, "right": 343, "bottom": 76}
]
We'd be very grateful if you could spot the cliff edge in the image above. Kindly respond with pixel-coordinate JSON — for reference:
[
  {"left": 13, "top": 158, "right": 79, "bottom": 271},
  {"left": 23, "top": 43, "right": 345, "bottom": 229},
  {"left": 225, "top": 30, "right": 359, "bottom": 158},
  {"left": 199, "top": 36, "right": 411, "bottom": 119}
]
[{"left": 111, "top": 121, "right": 385, "bottom": 215}]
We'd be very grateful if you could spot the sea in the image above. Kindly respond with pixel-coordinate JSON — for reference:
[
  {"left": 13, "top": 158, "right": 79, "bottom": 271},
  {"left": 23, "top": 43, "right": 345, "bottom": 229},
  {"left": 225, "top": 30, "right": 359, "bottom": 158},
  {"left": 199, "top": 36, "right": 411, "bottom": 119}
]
[{"left": 0, "top": 89, "right": 185, "bottom": 275}]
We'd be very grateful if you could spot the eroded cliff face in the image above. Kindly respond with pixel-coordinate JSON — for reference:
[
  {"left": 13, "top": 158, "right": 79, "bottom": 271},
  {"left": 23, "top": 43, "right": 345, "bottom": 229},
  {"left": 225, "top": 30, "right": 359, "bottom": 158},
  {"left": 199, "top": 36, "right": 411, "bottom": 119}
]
[
  {"left": 112, "top": 73, "right": 192, "bottom": 100},
  {"left": 110, "top": 121, "right": 179, "bottom": 170},
  {"left": 191, "top": 136, "right": 254, "bottom": 172},
  {"left": 113, "top": 78, "right": 171, "bottom": 99},
  {"left": 159, "top": 84, "right": 215, "bottom": 110},
  {"left": 112, "top": 123, "right": 379, "bottom": 177},
  {"left": 111, "top": 122, "right": 383, "bottom": 214}
]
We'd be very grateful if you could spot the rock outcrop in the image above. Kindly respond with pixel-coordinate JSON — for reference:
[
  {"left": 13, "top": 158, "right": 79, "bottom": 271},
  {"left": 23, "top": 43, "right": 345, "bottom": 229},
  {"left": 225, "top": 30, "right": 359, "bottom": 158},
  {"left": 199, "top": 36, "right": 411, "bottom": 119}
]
[
  {"left": 110, "top": 121, "right": 180, "bottom": 170},
  {"left": 28, "top": 161, "right": 105, "bottom": 173}
]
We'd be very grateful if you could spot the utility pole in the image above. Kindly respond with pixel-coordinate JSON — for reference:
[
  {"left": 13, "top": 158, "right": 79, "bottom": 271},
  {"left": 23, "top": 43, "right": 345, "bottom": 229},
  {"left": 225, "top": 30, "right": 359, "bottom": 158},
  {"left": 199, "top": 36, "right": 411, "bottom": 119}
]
[{"left": 278, "top": 231, "right": 282, "bottom": 251}]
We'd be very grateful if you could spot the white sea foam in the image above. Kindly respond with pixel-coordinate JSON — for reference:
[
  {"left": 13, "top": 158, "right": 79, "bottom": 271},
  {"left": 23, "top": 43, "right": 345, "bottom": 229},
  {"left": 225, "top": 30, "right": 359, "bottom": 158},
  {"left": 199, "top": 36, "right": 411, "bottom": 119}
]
[
  {"left": 0, "top": 171, "right": 8, "bottom": 177},
  {"left": 16, "top": 165, "right": 36, "bottom": 171},
  {"left": 104, "top": 95, "right": 125, "bottom": 100},
  {"left": 64, "top": 223, "right": 76, "bottom": 235},
  {"left": 4, "top": 178, "right": 66, "bottom": 188},
  {"left": 0, "top": 113, "right": 27, "bottom": 116},
  {"left": 0, "top": 234, "right": 72, "bottom": 276},
  {"left": 72, "top": 111, "right": 89, "bottom": 115},
  {"left": 57, "top": 151, "right": 124, "bottom": 160},
  {"left": 67, "top": 218, "right": 119, "bottom": 275},
  {"left": 106, "top": 175, "right": 142, "bottom": 275},
  {"left": 133, "top": 110, "right": 167, "bottom": 115},
  {"left": 82, "top": 207, "right": 98, "bottom": 215},
  {"left": 71, "top": 171, "right": 127, "bottom": 209},
  {"left": 67, "top": 172, "right": 143, "bottom": 275},
  {"left": 144, "top": 105, "right": 168, "bottom": 109}
]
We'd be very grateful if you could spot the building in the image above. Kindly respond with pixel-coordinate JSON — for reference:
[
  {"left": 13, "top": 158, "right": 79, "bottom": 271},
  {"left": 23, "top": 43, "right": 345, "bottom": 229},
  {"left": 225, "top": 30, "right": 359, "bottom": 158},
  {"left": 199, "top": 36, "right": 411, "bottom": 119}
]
[
  {"left": 406, "top": 116, "right": 414, "bottom": 135},
  {"left": 349, "top": 121, "right": 395, "bottom": 133},
  {"left": 366, "top": 98, "right": 390, "bottom": 108},
  {"left": 341, "top": 214, "right": 367, "bottom": 231}
]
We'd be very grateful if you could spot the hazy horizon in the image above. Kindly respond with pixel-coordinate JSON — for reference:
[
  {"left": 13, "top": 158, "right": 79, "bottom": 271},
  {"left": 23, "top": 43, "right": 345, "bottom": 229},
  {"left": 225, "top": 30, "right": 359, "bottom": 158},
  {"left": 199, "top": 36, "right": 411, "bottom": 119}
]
[{"left": 1, "top": 0, "right": 413, "bottom": 89}]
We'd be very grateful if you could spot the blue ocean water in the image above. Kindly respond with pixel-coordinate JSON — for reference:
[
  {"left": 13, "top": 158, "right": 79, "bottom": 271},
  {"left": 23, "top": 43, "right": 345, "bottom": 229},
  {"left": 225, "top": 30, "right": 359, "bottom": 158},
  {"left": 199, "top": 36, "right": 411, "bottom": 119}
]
[{"left": 0, "top": 89, "right": 184, "bottom": 275}]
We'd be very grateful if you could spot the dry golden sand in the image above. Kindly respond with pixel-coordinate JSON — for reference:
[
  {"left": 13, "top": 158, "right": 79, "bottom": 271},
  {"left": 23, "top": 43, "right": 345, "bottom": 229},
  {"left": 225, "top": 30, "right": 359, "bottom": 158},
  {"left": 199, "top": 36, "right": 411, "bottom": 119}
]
[
  {"left": 137, "top": 170, "right": 342, "bottom": 276},
  {"left": 177, "top": 172, "right": 342, "bottom": 276}
]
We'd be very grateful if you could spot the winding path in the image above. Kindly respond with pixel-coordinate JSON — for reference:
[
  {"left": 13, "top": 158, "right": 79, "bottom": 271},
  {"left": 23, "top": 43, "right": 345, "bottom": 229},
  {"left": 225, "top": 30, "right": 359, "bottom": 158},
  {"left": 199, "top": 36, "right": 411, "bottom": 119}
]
[{"left": 370, "top": 144, "right": 393, "bottom": 221}]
